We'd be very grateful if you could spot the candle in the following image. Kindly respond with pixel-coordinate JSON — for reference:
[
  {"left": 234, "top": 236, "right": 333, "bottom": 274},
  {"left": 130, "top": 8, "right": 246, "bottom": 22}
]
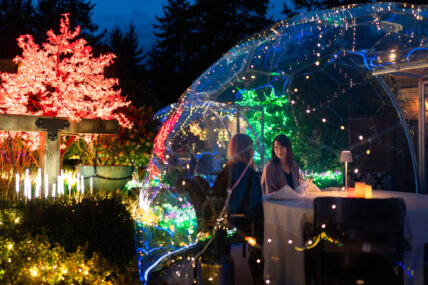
[
  {"left": 365, "top": 184, "right": 372, "bottom": 199},
  {"left": 355, "top": 182, "right": 366, "bottom": 198}
]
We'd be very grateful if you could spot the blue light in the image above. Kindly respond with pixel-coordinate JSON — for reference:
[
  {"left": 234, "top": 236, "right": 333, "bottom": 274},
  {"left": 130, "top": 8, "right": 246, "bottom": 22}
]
[
  {"left": 142, "top": 242, "right": 197, "bottom": 282},
  {"left": 406, "top": 47, "right": 428, "bottom": 62},
  {"left": 282, "top": 76, "right": 289, "bottom": 94},
  {"left": 195, "top": 147, "right": 218, "bottom": 160}
]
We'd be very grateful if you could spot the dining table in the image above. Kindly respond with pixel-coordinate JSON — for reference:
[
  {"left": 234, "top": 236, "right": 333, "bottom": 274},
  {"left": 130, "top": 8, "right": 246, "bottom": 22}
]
[{"left": 262, "top": 189, "right": 428, "bottom": 285}]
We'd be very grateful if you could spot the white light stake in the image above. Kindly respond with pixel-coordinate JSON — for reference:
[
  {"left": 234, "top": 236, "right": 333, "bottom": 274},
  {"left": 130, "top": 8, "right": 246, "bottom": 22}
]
[
  {"left": 35, "top": 168, "right": 41, "bottom": 198},
  {"left": 44, "top": 174, "right": 48, "bottom": 199},
  {"left": 57, "top": 176, "right": 62, "bottom": 196},
  {"left": 90, "top": 177, "right": 93, "bottom": 195},
  {"left": 67, "top": 172, "right": 72, "bottom": 196},
  {"left": 52, "top": 184, "right": 56, "bottom": 199},
  {"left": 76, "top": 173, "right": 80, "bottom": 194},
  {"left": 15, "top": 173, "right": 19, "bottom": 200},
  {"left": 80, "top": 176, "right": 84, "bottom": 194},
  {"left": 25, "top": 169, "right": 30, "bottom": 200},
  {"left": 60, "top": 170, "right": 64, "bottom": 195}
]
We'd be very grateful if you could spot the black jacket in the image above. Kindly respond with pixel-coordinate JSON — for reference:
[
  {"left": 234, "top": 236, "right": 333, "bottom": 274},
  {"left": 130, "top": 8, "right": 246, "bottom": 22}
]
[{"left": 213, "top": 162, "right": 264, "bottom": 223}]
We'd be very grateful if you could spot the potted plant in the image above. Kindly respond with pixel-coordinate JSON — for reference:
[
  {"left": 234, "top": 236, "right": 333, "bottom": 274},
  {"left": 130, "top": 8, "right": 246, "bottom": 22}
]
[{"left": 62, "top": 106, "right": 158, "bottom": 192}]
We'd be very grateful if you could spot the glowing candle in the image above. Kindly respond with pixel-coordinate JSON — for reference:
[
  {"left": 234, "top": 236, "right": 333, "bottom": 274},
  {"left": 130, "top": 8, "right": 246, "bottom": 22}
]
[
  {"left": 355, "top": 182, "right": 366, "bottom": 198},
  {"left": 365, "top": 184, "right": 372, "bottom": 199}
]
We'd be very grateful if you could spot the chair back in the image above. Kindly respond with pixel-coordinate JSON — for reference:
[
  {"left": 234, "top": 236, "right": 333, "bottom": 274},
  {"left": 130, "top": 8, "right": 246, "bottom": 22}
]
[{"left": 311, "top": 197, "right": 406, "bottom": 285}]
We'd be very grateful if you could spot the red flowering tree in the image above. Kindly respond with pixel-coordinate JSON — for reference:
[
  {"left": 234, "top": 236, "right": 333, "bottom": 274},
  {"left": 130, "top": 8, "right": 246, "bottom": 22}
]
[
  {"left": 0, "top": 14, "right": 133, "bottom": 198},
  {"left": 0, "top": 13, "right": 131, "bottom": 127}
]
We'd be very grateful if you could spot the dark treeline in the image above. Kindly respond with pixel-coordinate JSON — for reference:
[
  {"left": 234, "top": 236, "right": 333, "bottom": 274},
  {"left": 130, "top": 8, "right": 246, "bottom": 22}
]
[
  {"left": 1, "top": 0, "right": 426, "bottom": 109},
  {"left": 0, "top": 0, "right": 272, "bottom": 110}
]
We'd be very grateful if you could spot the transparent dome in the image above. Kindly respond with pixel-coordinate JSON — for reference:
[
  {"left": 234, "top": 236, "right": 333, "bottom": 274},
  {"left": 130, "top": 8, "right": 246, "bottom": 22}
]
[{"left": 138, "top": 2, "right": 428, "bottom": 280}]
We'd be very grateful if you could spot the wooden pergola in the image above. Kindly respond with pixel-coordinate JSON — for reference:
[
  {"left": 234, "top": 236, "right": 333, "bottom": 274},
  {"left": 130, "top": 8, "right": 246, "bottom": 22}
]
[{"left": 0, "top": 114, "right": 118, "bottom": 196}]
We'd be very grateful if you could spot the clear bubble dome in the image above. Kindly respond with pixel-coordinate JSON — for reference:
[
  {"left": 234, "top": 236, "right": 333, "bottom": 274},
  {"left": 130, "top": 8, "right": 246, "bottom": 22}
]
[{"left": 138, "top": 2, "right": 427, "bottom": 280}]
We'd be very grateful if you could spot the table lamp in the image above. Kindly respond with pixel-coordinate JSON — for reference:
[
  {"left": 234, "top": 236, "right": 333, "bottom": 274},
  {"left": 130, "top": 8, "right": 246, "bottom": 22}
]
[{"left": 340, "top": 150, "right": 353, "bottom": 191}]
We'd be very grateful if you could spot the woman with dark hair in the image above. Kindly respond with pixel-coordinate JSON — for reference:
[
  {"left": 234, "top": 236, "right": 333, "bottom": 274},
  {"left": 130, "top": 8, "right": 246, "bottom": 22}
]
[{"left": 261, "top": 134, "right": 301, "bottom": 194}]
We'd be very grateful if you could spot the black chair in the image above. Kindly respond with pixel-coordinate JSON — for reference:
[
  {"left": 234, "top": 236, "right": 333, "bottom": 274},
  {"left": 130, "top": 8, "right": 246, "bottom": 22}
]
[{"left": 307, "top": 197, "right": 406, "bottom": 285}]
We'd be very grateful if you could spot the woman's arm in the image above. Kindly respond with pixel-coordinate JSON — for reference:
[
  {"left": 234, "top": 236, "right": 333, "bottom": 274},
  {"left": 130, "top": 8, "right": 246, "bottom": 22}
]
[{"left": 261, "top": 162, "right": 276, "bottom": 195}]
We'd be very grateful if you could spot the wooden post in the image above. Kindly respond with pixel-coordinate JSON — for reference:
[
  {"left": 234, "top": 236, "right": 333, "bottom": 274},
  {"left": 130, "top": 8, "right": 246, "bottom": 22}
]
[{"left": 0, "top": 114, "right": 119, "bottom": 197}]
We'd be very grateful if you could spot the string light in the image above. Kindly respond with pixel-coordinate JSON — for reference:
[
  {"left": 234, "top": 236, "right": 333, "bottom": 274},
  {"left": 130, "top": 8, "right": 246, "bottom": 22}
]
[
  {"left": 0, "top": 14, "right": 132, "bottom": 151},
  {"left": 294, "top": 232, "right": 344, "bottom": 251},
  {"left": 139, "top": 3, "right": 426, "bottom": 281}
]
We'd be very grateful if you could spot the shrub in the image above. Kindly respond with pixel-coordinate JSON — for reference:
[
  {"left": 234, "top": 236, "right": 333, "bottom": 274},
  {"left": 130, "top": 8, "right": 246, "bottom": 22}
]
[{"left": 0, "top": 192, "right": 138, "bottom": 283}]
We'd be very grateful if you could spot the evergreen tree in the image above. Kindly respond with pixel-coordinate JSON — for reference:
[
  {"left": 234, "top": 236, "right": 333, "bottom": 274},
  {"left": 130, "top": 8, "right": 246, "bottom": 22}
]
[
  {"left": 281, "top": 2, "right": 297, "bottom": 18},
  {"left": 0, "top": 0, "right": 35, "bottom": 58},
  {"left": 33, "top": 0, "right": 99, "bottom": 43},
  {"left": 191, "top": 0, "right": 273, "bottom": 79},
  {"left": 109, "top": 24, "right": 158, "bottom": 108},
  {"left": 282, "top": 0, "right": 428, "bottom": 16},
  {"left": 149, "top": 0, "right": 194, "bottom": 105},
  {"left": 149, "top": 0, "right": 273, "bottom": 106}
]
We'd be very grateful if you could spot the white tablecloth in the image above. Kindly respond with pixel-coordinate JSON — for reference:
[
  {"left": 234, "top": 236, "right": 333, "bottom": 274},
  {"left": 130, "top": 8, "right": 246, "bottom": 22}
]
[{"left": 263, "top": 190, "right": 428, "bottom": 285}]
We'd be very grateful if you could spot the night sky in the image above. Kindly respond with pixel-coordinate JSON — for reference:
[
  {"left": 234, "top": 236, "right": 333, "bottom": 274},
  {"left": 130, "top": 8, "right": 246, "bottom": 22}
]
[{"left": 92, "top": 0, "right": 287, "bottom": 51}]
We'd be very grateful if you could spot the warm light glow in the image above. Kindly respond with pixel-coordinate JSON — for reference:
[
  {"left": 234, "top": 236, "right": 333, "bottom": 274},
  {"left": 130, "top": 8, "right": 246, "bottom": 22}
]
[
  {"left": 365, "top": 184, "right": 372, "bottom": 198},
  {"left": 30, "top": 267, "right": 39, "bottom": 277},
  {"left": 0, "top": 14, "right": 131, "bottom": 129},
  {"left": 355, "top": 182, "right": 366, "bottom": 198},
  {"left": 245, "top": 236, "right": 257, "bottom": 247}
]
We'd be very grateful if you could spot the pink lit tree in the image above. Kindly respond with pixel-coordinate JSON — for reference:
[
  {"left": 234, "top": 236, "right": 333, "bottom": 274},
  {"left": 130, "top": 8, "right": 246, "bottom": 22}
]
[{"left": 0, "top": 13, "right": 131, "bottom": 128}]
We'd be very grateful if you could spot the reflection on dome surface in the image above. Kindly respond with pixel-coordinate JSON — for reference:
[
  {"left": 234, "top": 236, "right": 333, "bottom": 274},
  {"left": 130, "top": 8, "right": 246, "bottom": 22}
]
[{"left": 137, "top": 3, "right": 428, "bottom": 281}]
